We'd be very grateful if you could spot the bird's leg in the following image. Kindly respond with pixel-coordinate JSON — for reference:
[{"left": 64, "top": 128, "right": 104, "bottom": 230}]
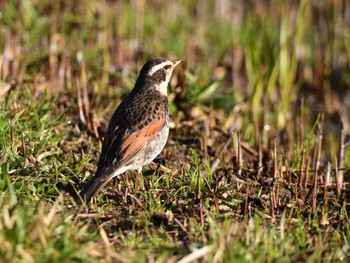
[
  {"left": 123, "top": 186, "right": 128, "bottom": 203},
  {"left": 122, "top": 171, "right": 139, "bottom": 203},
  {"left": 112, "top": 177, "right": 118, "bottom": 188},
  {"left": 124, "top": 171, "right": 132, "bottom": 193},
  {"left": 135, "top": 167, "right": 144, "bottom": 191},
  {"left": 103, "top": 177, "right": 125, "bottom": 201}
]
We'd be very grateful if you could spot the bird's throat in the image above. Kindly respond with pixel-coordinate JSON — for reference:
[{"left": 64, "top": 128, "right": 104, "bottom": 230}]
[{"left": 156, "top": 76, "right": 171, "bottom": 96}]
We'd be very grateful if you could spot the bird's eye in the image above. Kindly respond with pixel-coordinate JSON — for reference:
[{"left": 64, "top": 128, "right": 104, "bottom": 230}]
[{"left": 164, "top": 65, "right": 171, "bottom": 70}]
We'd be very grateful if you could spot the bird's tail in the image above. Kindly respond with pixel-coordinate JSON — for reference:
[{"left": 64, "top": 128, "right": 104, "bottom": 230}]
[{"left": 80, "top": 174, "right": 111, "bottom": 204}]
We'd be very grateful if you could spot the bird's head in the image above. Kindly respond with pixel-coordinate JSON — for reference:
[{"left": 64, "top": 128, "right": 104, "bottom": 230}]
[{"left": 136, "top": 57, "right": 184, "bottom": 95}]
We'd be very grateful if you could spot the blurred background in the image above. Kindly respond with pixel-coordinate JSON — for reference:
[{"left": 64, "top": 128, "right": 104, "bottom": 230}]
[
  {"left": 1, "top": 1, "right": 350, "bottom": 261},
  {"left": 1, "top": 0, "right": 349, "bottom": 178}
]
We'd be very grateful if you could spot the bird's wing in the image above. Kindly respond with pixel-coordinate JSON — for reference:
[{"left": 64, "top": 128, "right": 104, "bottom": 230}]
[
  {"left": 97, "top": 117, "right": 166, "bottom": 175},
  {"left": 118, "top": 118, "right": 165, "bottom": 164},
  {"left": 80, "top": 111, "right": 166, "bottom": 204}
]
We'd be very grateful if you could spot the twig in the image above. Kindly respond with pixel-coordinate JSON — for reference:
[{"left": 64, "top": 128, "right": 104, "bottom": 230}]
[
  {"left": 210, "top": 130, "right": 232, "bottom": 172},
  {"left": 312, "top": 121, "right": 323, "bottom": 213},
  {"left": 177, "top": 245, "right": 214, "bottom": 263},
  {"left": 257, "top": 136, "right": 262, "bottom": 179},
  {"left": 335, "top": 154, "right": 340, "bottom": 197},
  {"left": 76, "top": 213, "right": 115, "bottom": 219},
  {"left": 174, "top": 217, "right": 187, "bottom": 233},
  {"left": 338, "top": 129, "right": 345, "bottom": 191}
]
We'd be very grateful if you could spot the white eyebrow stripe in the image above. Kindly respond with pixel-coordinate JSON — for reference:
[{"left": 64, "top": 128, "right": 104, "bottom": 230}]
[{"left": 148, "top": 61, "right": 172, "bottom": 76}]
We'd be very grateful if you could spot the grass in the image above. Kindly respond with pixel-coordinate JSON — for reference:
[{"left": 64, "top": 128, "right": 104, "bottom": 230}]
[{"left": 1, "top": 0, "right": 350, "bottom": 262}]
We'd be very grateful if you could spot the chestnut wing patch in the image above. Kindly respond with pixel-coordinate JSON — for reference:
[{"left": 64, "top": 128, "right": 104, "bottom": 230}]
[{"left": 119, "top": 118, "right": 165, "bottom": 163}]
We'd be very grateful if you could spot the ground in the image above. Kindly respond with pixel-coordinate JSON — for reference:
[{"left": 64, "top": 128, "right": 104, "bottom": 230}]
[{"left": 0, "top": 1, "right": 350, "bottom": 262}]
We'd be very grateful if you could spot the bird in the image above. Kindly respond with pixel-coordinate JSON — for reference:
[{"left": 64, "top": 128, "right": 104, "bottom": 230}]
[{"left": 80, "top": 57, "right": 184, "bottom": 204}]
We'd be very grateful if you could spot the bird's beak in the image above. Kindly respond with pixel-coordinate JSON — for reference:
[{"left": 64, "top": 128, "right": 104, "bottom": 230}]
[{"left": 172, "top": 59, "right": 184, "bottom": 68}]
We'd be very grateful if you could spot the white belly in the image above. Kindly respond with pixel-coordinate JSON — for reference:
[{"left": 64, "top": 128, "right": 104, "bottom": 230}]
[{"left": 143, "top": 124, "right": 169, "bottom": 165}]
